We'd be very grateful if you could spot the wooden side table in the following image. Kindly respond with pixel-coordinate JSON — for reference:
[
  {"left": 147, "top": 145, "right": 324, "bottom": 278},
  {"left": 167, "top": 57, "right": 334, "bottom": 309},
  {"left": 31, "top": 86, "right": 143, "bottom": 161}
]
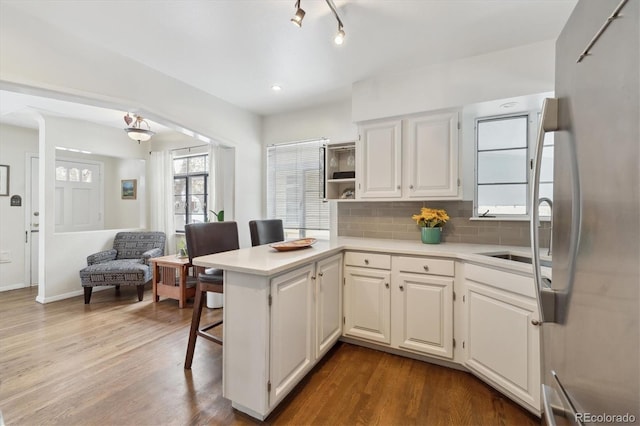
[{"left": 151, "top": 255, "right": 196, "bottom": 308}]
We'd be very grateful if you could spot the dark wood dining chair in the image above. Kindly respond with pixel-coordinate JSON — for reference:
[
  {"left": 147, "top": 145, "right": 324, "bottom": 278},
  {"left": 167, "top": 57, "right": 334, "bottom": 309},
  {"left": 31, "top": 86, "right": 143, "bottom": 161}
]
[
  {"left": 184, "top": 221, "right": 239, "bottom": 369},
  {"left": 249, "top": 219, "right": 285, "bottom": 246}
]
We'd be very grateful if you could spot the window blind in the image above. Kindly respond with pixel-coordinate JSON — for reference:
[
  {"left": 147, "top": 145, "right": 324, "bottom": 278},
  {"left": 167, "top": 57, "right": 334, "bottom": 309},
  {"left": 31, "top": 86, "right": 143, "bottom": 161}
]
[{"left": 267, "top": 140, "right": 328, "bottom": 231}]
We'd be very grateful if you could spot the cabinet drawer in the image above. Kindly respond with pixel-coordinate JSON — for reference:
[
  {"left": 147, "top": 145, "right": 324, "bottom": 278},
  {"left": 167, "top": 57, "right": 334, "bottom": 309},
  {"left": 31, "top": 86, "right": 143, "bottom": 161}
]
[
  {"left": 344, "top": 252, "right": 390, "bottom": 270},
  {"left": 393, "top": 256, "right": 454, "bottom": 277}
]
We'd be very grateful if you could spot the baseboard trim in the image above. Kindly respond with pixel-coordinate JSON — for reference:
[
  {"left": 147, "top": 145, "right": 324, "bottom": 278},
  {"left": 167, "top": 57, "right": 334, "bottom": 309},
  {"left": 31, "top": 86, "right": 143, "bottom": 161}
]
[
  {"left": 0, "top": 283, "right": 28, "bottom": 292},
  {"left": 35, "top": 286, "right": 110, "bottom": 304}
]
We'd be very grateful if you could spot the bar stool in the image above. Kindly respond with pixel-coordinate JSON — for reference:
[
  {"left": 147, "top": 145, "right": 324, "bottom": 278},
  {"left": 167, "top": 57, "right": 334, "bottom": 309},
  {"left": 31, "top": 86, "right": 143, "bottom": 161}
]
[
  {"left": 184, "top": 221, "right": 239, "bottom": 369},
  {"left": 249, "top": 219, "right": 285, "bottom": 246}
]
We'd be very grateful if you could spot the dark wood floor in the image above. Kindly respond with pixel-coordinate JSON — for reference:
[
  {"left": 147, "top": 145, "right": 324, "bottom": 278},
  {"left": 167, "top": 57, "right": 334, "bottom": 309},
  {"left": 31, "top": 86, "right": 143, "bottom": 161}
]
[{"left": 0, "top": 286, "right": 539, "bottom": 426}]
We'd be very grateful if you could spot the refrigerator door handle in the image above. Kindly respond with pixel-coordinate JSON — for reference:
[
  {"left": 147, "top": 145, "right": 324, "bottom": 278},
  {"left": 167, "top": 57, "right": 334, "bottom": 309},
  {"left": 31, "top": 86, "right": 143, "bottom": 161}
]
[{"left": 530, "top": 98, "right": 558, "bottom": 323}]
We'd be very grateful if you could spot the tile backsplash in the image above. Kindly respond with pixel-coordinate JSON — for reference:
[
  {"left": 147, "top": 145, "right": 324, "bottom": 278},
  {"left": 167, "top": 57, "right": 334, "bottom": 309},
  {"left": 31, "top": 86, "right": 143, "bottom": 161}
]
[{"left": 337, "top": 200, "right": 551, "bottom": 248}]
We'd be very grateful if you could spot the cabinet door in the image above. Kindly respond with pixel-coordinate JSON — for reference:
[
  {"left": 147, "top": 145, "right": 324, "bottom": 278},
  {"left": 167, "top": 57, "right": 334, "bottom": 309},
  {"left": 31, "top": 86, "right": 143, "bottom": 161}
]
[
  {"left": 358, "top": 120, "right": 402, "bottom": 198},
  {"left": 392, "top": 272, "right": 453, "bottom": 358},
  {"left": 343, "top": 266, "right": 391, "bottom": 344},
  {"left": 315, "top": 254, "right": 343, "bottom": 358},
  {"left": 405, "top": 112, "right": 459, "bottom": 198},
  {"left": 269, "top": 264, "right": 314, "bottom": 407},
  {"left": 464, "top": 281, "right": 541, "bottom": 411}
]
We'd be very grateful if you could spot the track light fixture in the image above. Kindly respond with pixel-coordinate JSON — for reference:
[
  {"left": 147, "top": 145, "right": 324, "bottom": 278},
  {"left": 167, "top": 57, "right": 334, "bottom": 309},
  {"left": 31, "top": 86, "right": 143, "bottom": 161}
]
[
  {"left": 124, "top": 113, "right": 155, "bottom": 143},
  {"left": 291, "top": 0, "right": 305, "bottom": 27},
  {"left": 290, "top": 0, "right": 346, "bottom": 45}
]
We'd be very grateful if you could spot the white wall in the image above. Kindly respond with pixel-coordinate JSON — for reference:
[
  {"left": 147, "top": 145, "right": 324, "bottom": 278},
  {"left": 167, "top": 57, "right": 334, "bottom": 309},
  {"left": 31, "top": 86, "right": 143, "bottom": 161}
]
[
  {"left": 262, "top": 99, "right": 357, "bottom": 145},
  {"left": 0, "top": 124, "right": 38, "bottom": 291},
  {"left": 38, "top": 115, "right": 149, "bottom": 302},
  {"left": 0, "top": 5, "right": 262, "bottom": 250},
  {"left": 352, "top": 40, "right": 555, "bottom": 122}
]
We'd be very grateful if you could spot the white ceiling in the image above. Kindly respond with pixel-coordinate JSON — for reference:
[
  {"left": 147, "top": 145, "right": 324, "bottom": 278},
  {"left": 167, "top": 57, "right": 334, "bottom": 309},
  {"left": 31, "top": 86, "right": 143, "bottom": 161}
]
[{"left": 0, "top": 0, "right": 577, "bottom": 130}]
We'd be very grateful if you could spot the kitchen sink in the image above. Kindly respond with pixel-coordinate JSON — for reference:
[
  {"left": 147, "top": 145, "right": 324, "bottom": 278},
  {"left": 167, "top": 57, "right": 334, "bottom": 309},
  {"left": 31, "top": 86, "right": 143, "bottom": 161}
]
[{"left": 482, "top": 253, "right": 552, "bottom": 268}]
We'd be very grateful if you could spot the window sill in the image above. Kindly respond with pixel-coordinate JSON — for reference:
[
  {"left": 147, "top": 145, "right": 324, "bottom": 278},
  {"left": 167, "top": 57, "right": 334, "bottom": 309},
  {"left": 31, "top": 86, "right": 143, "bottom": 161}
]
[{"left": 469, "top": 216, "right": 550, "bottom": 222}]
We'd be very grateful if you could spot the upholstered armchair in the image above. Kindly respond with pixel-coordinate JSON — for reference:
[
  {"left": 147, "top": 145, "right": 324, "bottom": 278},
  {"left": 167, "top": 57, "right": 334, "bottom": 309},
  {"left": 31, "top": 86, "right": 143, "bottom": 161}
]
[{"left": 79, "top": 231, "right": 166, "bottom": 304}]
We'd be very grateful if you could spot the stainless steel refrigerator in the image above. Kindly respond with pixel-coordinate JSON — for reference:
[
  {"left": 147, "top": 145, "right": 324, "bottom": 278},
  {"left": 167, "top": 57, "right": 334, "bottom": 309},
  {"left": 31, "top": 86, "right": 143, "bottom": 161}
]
[{"left": 530, "top": 0, "right": 639, "bottom": 424}]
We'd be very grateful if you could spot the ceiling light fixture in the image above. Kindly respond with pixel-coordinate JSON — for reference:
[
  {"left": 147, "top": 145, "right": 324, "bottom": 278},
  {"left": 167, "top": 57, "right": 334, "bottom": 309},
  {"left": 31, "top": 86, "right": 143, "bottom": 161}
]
[
  {"left": 290, "top": 0, "right": 305, "bottom": 27},
  {"left": 124, "top": 113, "right": 155, "bottom": 143},
  {"left": 271, "top": 85, "right": 282, "bottom": 91},
  {"left": 325, "top": 0, "right": 346, "bottom": 45},
  {"left": 290, "top": 0, "right": 346, "bottom": 45}
]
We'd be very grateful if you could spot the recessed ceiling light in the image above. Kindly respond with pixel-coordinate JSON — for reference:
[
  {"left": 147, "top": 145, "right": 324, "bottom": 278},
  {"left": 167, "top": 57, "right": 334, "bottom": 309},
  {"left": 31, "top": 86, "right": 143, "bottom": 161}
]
[
  {"left": 500, "top": 101, "right": 518, "bottom": 109},
  {"left": 271, "top": 85, "right": 282, "bottom": 92}
]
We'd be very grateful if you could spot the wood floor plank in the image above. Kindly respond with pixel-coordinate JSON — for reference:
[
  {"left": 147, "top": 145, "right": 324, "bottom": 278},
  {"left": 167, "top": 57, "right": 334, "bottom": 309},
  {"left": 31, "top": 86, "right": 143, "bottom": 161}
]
[{"left": 0, "top": 287, "right": 539, "bottom": 425}]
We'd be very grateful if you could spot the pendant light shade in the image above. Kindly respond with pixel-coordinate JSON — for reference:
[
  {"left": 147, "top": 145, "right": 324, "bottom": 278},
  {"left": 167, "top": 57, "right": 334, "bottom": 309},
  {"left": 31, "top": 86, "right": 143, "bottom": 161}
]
[{"left": 124, "top": 114, "right": 155, "bottom": 143}]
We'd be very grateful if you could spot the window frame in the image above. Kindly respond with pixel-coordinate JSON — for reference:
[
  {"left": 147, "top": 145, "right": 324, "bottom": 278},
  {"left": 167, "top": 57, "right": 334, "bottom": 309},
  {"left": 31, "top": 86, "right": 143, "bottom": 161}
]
[
  {"left": 173, "top": 153, "right": 209, "bottom": 233},
  {"left": 474, "top": 112, "right": 535, "bottom": 219},
  {"left": 266, "top": 139, "right": 329, "bottom": 240}
]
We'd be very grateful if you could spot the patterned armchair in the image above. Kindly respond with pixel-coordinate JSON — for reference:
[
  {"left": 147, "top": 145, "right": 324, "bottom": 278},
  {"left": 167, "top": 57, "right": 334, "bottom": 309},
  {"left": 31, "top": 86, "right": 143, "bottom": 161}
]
[{"left": 79, "top": 232, "right": 166, "bottom": 304}]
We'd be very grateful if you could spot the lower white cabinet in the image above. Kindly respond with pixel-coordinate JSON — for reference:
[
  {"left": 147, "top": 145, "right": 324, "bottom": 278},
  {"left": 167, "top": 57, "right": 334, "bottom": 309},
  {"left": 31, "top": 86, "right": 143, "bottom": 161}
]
[
  {"left": 391, "top": 256, "right": 454, "bottom": 359},
  {"left": 315, "top": 254, "right": 343, "bottom": 359},
  {"left": 269, "top": 263, "right": 315, "bottom": 406},
  {"left": 223, "top": 252, "right": 343, "bottom": 420},
  {"left": 463, "top": 263, "right": 541, "bottom": 413},
  {"left": 343, "top": 264, "right": 391, "bottom": 344},
  {"left": 269, "top": 253, "right": 344, "bottom": 407}
]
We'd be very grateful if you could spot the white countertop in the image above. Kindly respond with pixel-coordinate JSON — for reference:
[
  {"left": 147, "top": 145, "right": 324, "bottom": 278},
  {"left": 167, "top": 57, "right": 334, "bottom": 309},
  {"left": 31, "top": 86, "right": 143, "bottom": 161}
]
[{"left": 193, "top": 237, "right": 552, "bottom": 277}]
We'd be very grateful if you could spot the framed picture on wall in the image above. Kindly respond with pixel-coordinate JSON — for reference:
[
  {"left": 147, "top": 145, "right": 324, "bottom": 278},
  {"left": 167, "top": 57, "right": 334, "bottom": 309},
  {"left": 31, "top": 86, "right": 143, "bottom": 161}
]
[
  {"left": 0, "top": 165, "right": 9, "bottom": 196},
  {"left": 121, "top": 179, "right": 137, "bottom": 200}
]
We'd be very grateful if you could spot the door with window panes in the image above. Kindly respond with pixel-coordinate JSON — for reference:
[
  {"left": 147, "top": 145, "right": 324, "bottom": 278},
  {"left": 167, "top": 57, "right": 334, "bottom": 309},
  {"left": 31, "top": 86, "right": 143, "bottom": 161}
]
[{"left": 173, "top": 154, "right": 209, "bottom": 232}]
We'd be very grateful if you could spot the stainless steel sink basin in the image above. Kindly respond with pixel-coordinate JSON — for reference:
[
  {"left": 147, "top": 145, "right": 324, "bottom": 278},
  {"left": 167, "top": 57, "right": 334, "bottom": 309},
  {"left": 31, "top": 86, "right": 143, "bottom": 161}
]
[{"left": 483, "top": 253, "right": 552, "bottom": 268}]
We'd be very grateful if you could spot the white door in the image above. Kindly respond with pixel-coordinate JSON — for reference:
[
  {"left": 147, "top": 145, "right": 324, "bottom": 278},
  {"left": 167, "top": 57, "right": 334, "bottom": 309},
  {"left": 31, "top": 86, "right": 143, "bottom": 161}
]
[
  {"left": 315, "top": 254, "right": 343, "bottom": 359},
  {"left": 343, "top": 266, "right": 391, "bottom": 344},
  {"left": 392, "top": 272, "right": 453, "bottom": 358},
  {"left": 358, "top": 120, "right": 402, "bottom": 198},
  {"left": 269, "top": 264, "right": 314, "bottom": 408},
  {"left": 405, "top": 112, "right": 459, "bottom": 198},
  {"left": 54, "top": 159, "right": 103, "bottom": 232}
]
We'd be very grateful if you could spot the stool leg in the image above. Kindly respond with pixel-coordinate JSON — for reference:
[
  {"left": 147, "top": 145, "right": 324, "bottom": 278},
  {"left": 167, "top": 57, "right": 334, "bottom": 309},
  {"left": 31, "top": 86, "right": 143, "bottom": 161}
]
[
  {"left": 184, "top": 284, "right": 205, "bottom": 369},
  {"left": 84, "top": 287, "right": 93, "bottom": 304}
]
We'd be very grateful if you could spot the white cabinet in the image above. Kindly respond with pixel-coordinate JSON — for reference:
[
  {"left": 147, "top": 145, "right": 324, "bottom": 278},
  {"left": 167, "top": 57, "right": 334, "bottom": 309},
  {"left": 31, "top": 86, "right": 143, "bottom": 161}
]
[
  {"left": 325, "top": 142, "right": 356, "bottom": 200},
  {"left": 315, "top": 254, "right": 343, "bottom": 358},
  {"left": 357, "top": 111, "right": 459, "bottom": 200},
  {"left": 463, "top": 263, "right": 541, "bottom": 413},
  {"left": 357, "top": 120, "right": 402, "bottom": 198},
  {"left": 269, "top": 263, "right": 315, "bottom": 406},
  {"left": 343, "top": 252, "right": 391, "bottom": 344},
  {"left": 404, "top": 112, "right": 459, "bottom": 198},
  {"left": 391, "top": 256, "right": 454, "bottom": 359}
]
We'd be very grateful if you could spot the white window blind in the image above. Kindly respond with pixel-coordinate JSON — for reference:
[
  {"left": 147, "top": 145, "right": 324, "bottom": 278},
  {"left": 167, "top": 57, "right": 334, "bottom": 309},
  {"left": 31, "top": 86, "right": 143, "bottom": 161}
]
[{"left": 267, "top": 140, "right": 328, "bottom": 234}]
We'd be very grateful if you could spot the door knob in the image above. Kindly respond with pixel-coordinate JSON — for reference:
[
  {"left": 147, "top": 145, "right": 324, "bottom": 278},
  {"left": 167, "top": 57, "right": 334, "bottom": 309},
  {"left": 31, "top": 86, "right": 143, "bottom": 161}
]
[{"left": 399, "top": 285, "right": 404, "bottom": 291}]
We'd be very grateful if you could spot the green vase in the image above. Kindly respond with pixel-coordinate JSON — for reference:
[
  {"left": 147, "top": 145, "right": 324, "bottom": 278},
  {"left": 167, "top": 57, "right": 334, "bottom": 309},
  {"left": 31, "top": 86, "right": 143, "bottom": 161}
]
[{"left": 421, "top": 227, "right": 442, "bottom": 244}]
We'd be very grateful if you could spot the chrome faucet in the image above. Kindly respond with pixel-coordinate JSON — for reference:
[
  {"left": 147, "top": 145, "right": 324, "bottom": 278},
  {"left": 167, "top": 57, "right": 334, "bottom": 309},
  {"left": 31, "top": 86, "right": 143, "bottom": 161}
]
[{"left": 538, "top": 197, "right": 553, "bottom": 256}]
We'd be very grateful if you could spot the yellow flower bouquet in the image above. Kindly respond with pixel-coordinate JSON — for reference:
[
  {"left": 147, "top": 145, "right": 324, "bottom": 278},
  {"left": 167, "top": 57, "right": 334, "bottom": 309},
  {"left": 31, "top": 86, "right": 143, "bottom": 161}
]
[{"left": 411, "top": 207, "right": 450, "bottom": 228}]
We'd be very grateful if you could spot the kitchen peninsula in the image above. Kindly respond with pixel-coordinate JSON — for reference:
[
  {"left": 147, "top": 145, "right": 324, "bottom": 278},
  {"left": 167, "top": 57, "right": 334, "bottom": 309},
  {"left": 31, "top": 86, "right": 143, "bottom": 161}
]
[{"left": 193, "top": 237, "right": 550, "bottom": 420}]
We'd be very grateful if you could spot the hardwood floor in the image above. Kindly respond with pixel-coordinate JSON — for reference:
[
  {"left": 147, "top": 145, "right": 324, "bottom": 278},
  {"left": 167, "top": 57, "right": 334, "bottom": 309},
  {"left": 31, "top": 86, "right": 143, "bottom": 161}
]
[{"left": 0, "top": 286, "right": 539, "bottom": 426}]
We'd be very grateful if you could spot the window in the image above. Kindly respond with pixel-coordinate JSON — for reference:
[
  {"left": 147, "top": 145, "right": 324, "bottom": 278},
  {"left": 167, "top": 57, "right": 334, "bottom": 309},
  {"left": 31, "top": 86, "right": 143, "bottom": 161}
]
[
  {"left": 173, "top": 154, "right": 209, "bottom": 232},
  {"left": 267, "top": 140, "right": 329, "bottom": 239},
  {"left": 475, "top": 113, "right": 553, "bottom": 218}
]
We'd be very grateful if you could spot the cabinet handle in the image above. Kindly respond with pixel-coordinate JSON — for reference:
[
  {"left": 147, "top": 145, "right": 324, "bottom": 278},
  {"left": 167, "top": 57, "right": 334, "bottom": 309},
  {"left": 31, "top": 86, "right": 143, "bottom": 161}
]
[
  {"left": 311, "top": 276, "right": 316, "bottom": 280},
  {"left": 318, "top": 272, "right": 324, "bottom": 277},
  {"left": 396, "top": 185, "right": 401, "bottom": 190},
  {"left": 423, "top": 265, "right": 429, "bottom": 272},
  {"left": 364, "top": 259, "right": 369, "bottom": 265},
  {"left": 531, "top": 320, "right": 542, "bottom": 326},
  {"left": 409, "top": 184, "right": 414, "bottom": 189},
  {"left": 399, "top": 285, "right": 404, "bottom": 291},
  {"left": 385, "top": 283, "right": 389, "bottom": 288}
]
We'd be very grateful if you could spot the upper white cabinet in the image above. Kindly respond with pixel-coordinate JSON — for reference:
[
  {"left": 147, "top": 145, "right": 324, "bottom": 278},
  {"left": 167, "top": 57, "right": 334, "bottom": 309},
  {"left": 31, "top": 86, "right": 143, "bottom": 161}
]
[
  {"left": 357, "top": 120, "right": 402, "bottom": 198},
  {"left": 404, "top": 112, "right": 459, "bottom": 198},
  {"left": 357, "top": 111, "right": 460, "bottom": 200}
]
